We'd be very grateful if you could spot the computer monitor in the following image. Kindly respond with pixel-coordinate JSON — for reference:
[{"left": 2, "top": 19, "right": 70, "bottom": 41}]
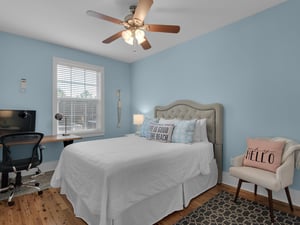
[{"left": 0, "top": 110, "right": 36, "bottom": 136}]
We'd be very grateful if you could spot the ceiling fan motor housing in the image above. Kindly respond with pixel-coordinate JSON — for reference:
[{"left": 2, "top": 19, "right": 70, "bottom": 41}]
[{"left": 124, "top": 5, "right": 143, "bottom": 27}]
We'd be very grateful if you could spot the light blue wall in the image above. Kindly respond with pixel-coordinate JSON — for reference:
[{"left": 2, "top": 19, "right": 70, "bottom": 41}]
[
  {"left": 131, "top": 0, "right": 300, "bottom": 189},
  {"left": 0, "top": 32, "right": 132, "bottom": 161},
  {"left": 1, "top": 0, "right": 300, "bottom": 190}
]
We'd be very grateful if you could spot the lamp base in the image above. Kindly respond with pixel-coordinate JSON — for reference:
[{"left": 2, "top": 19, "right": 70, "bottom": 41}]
[{"left": 62, "top": 133, "right": 70, "bottom": 136}]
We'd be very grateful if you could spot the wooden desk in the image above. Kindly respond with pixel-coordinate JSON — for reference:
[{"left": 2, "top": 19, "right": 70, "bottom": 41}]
[
  {"left": 0, "top": 134, "right": 82, "bottom": 148},
  {"left": 41, "top": 135, "right": 82, "bottom": 147},
  {"left": 1, "top": 134, "right": 81, "bottom": 189}
]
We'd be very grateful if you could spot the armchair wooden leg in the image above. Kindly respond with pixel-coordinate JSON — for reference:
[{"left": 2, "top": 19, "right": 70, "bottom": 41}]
[
  {"left": 267, "top": 189, "right": 275, "bottom": 223},
  {"left": 254, "top": 184, "right": 257, "bottom": 196},
  {"left": 234, "top": 179, "right": 243, "bottom": 202},
  {"left": 285, "top": 187, "right": 294, "bottom": 211}
]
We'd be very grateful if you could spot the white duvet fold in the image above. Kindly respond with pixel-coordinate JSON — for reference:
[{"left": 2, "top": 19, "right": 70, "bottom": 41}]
[{"left": 51, "top": 135, "right": 214, "bottom": 225}]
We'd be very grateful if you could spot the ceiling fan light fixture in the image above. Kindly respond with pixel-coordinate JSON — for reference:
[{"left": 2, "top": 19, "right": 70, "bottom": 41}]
[
  {"left": 122, "top": 29, "right": 145, "bottom": 46},
  {"left": 87, "top": 0, "right": 179, "bottom": 50},
  {"left": 122, "top": 30, "right": 134, "bottom": 45},
  {"left": 135, "top": 29, "right": 146, "bottom": 44}
]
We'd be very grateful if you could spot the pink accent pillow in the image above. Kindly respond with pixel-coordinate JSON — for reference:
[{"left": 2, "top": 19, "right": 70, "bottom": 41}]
[{"left": 243, "top": 138, "right": 285, "bottom": 173}]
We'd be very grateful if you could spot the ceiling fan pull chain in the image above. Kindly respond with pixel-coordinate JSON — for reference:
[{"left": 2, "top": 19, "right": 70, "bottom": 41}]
[{"left": 133, "top": 38, "right": 138, "bottom": 53}]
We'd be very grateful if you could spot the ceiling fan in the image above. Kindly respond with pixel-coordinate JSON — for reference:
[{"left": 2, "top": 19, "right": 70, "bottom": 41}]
[{"left": 87, "top": 0, "right": 180, "bottom": 50}]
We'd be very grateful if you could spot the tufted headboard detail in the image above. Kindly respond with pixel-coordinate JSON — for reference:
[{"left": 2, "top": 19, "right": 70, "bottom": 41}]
[{"left": 154, "top": 100, "right": 223, "bottom": 183}]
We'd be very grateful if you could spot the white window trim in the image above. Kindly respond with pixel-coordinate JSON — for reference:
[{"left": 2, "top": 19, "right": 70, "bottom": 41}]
[{"left": 52, "top": 57, "right": 105, "bottom": 137}]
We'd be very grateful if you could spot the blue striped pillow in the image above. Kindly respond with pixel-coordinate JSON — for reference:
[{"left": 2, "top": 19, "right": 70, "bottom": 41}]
[
  {"left": 140, "top": 118, "right": 159, "bottom": 137},
  {"left": 171, "top": 120, "right": 196, "bottom": 144}
]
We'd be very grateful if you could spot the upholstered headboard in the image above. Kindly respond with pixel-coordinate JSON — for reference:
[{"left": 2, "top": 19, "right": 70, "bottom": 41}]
[{"left": 154, "top": 100, "right": 223, "bottom": 183}]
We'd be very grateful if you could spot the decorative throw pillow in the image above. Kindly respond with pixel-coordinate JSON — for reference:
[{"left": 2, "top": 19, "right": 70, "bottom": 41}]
[
  {"left": 148, "top": 122, "right": 174, "bottom": 142},
  {"left": 243, "top": 138, "right": 285, "bottom": 173},
  {"left": 140, "top": 118, "right": 159, "bottom": 137},
  {"left": 193, "top": 119, "right": 208, "bottom": 142},
  {"left": 171, "top": 120, "right": 196, "bottom": 144}
]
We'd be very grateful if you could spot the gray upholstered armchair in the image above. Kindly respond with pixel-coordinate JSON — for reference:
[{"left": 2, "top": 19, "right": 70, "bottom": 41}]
[{"left": 229, "top": 137, "right": 300, "bottom": 223}]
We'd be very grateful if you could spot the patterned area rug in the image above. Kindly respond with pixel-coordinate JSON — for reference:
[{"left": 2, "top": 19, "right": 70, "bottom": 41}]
[
  {"left": 174, "top": 191, "right": 300, "bottom": 225},
  {"left": 0, "top": 170, "right": 53, "bottom": 201}
]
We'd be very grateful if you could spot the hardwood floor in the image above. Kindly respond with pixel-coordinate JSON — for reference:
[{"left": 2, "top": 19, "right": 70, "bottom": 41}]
[
  {"left": 0, "top": 188, "right": 86, "bottom": 225},
  {"left": 0, "top": 184, "right": 299, "bottom": 225}
]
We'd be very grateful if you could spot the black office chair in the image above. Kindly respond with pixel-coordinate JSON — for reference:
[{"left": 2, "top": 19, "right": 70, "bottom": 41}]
[{"left": 0, "top": 132, "right": 45, "bottom": 206}]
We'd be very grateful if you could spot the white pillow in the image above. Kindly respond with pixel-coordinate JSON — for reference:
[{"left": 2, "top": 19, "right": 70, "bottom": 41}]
[
  {"left": 159, "top": 118, "right": 178, "bottom": 124},
  {"left": 193, "top": 119, "right": 209, "bottom": 142}
]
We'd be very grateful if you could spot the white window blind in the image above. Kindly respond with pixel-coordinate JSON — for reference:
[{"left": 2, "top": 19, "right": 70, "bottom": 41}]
[{"left": 53, "top": 57, "right": 104, "bottom": 137}]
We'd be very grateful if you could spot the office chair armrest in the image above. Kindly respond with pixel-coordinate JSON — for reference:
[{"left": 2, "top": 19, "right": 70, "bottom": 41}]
[
  {"left": 276, "top": 153, "right": 295, "bottom": 188},
  {"left": 231, "top": 154, "right": 244, "bottom": 167},
  {"left": 39, "top": 145, "right": 46, "bottom": 150},
  {"left": 38, "top": 145, "right": 46, "bottom": 163}
]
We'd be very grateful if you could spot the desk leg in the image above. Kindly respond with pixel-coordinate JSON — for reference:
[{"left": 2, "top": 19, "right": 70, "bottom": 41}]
[
  {"left": 1, "top": 172, "right": 8, "bottom": 189},
  {"left": 63, "top": 140, "right": 74, "bottom": 147}
]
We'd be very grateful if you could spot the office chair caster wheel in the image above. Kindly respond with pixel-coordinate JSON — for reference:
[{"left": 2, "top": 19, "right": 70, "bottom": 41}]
[
  {"left": 35, "top": 182, "right": 40, "bottom": 187},
  {"left": 8, "top": 201, "right": 15, "bottom": 206},
  {"left": 38, "top": 190, "right": 43, "bottom": 195}
]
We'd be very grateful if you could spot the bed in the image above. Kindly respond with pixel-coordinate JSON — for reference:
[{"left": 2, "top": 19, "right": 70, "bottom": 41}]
[{"left": 50, "top": 100, "right": 223, "bottom": 225}]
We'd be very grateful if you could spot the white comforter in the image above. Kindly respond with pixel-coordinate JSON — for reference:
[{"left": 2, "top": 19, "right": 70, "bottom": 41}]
[{"left": 51, "top": 135, "right": 214, "bottom": 225}]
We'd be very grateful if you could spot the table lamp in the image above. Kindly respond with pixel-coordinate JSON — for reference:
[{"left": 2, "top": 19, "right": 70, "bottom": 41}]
[{"left": 133, "top": 114, "right": 144, "bottom": 135}]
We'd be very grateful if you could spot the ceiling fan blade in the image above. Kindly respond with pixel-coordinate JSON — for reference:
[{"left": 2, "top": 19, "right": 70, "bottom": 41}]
[
  {"left": 144, "top": 24, "right": 180, "bottom": 33},
  {"left": 102, "top": 31, "right": 123, "bottom": 44},
  {"left": 141, "top": 37, "right": 151, "bottom": 50},
  {"left": 133, "top": 0, "right": 153, "bottom": 25},
  {"left": 87, "top": 10, "right": 123, "bottom": 25}
]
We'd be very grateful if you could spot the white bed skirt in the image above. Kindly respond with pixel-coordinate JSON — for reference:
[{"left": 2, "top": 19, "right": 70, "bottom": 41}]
[
  {"left": 60, "top": 159, "right": 218, "bottom": 225},
  {"left": 183, "top": 158, "right": 218, "bottom": 207}
]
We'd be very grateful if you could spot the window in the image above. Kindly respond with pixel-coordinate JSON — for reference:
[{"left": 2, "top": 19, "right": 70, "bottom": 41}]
[{"left": 53, "top": 57, "right": 104, "bottom": 137}]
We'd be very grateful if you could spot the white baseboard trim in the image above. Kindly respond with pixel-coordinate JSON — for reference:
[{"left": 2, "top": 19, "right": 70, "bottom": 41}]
[{"left": 222, "top": 171, "right": 300, "bottom": 207}]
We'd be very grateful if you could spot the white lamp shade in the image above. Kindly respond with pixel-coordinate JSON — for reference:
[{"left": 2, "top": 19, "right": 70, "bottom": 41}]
[
  {"left": 133, "top": 114, "right": 144, "bottom": 125},
  {"left": 122, "top": 29, "right": 145, "bottom": 45},
  {"left": 122, "top": 30, "right": 134, "bottom": 45},
  {"left": 135, "top": 29, "right": 145, "bottom": 44}
]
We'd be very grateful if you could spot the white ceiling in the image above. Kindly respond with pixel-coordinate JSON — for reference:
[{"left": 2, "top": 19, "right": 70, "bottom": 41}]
[{"left": 0, "top": 0, "right": 286, "bottom": 63}]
